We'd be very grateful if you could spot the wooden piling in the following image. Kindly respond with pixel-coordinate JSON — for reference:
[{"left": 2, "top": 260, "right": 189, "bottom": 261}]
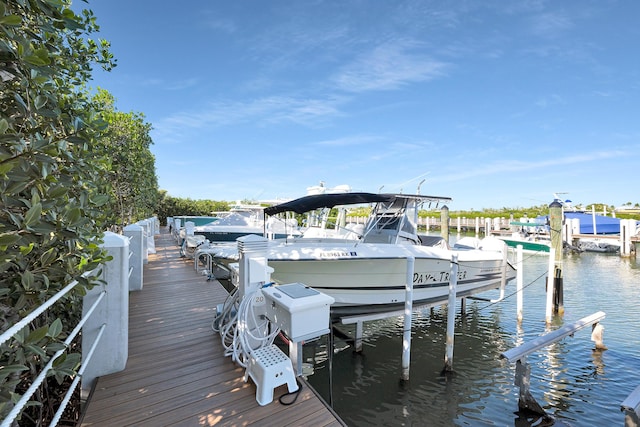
[
  {"left": 549, "top": 200, "right": 564, "bottom": 316},
  {"left": 440, "top": 205, "right": 450, "bottom": 242}
]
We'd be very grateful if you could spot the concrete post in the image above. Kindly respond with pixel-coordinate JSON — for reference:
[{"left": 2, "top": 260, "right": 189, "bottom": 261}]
[
  {"left": 140, "top": 219, "right": 156, "bottom": 254},
  {"left": 148, "top": 218, "right": 157, "bottom": 253},
  {"left": 123, "top": 224, "right": 144, "bottom": 291},
  {"left": 81, "top": 232, "right": 129, "bottom": 396},
  {"left": 137, "top": 220, "right": 150, "bottom": 264}
]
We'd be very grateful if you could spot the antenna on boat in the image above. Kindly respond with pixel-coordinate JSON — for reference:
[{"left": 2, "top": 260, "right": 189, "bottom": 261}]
[
  {"left": 378, "top": 185, "right": 384, "bottom": 193},
  {"left": 417, "top": 179, "right": 426, "bottom": 195}
]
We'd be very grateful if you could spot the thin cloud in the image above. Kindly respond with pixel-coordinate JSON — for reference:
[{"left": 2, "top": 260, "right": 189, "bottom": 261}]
[
  {"left": 204, "top": 18, "right": 237, "bottom": 34},
  {"left": 535, "top": 94, "right": 566, "bottom": 108},
  {"left": 529, "top": 12, "right": 574, "bottom": 38},
  {"left": 433, "top": 150, "right": 628, "bottom": 182},
  {"left": 314, "top": 135, "right": 382, "bottom": 147},
  {"left": 140, "top": 77, "right": 199, "bottom": 91},
  {"left": 152, "top": 95, "right": 347, "bottom": 142},
  {"left": 333, "top": 40, "right": 449, "bottom": 93}
]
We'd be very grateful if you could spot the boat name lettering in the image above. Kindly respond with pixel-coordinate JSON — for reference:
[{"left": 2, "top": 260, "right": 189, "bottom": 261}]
[{"left": 413, "top": 270, "right": 467, "bottom": 284}]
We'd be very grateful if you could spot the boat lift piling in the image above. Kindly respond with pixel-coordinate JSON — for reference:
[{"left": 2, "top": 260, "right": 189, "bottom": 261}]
[
  {"left": 401, "top": 256, "right": 415, "bottom": 381},
  {"left": 342, "top": 254, "right": 465, "bottom": 382},
  {"left": 549, "top": 200, "right": 564, "bottom": 316},
  {"left": 443, "top": 254, "right": 458, "bottom": 374},
  {"left": 545, "top": 248, "right": 555, "bottom": 324},
  {"left": 621, "top": 219, "right": 637, "bottom": 257},
  {"left": 516, "top": 245, "right": 524, "bottom": 323}
]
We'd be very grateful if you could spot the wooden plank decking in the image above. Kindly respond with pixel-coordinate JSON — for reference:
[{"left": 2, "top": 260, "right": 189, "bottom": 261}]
[{"left": 80, "top": 229, "right": 345, "bottom": 426}]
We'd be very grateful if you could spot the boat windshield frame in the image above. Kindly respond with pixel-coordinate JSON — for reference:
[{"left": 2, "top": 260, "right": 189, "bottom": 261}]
[{"left": 264, "top": 192, "right": 452, "bottom": 245}]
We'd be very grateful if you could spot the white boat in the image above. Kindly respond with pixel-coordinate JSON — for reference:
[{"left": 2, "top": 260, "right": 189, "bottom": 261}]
[
  {"left": 213, "top": 192, "right": 516, "bottom": 316},
  {"left": 201, "top": 187, "right": 361, "bottom": 280},
  {"left": 193, "top": 205, "right": 301, "bottom": 244},
  {"left": 494, "top": 220, "right": 584, "bottom": 255},
  {"left": 494, "top": 221, "right": 551, "bottom": 254},
  {"left": 575, "top": 237, "right": 620, "bottom": 253}
]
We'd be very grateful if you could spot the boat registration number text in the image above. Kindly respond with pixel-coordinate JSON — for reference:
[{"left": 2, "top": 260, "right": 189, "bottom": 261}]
[{"left": 319, "top": 251, "right": 358, "bottom": 258}]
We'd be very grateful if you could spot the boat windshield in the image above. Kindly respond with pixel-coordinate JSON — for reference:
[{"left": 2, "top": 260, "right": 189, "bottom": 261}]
[{"left": 362, "top": 197, "right": 419, "bottom": 244}]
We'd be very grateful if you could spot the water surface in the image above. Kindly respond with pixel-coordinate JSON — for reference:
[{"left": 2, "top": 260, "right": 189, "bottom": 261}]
[{"left": 305, "top": 245, "right": 640, "bottom": 426}]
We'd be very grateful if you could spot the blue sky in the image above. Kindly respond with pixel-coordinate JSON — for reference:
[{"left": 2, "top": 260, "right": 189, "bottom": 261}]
[{"left": 80, "top": 1, "right": 639, "bottom": 210}]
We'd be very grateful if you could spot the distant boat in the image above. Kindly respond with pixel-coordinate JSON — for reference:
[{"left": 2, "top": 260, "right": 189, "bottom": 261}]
[
  {"left": 562, "top": 212, "right": 622, "bottom": 235},
  {"left": 547, "top": 195, "right": 624, "bottom": 235},
  {"left": 193, "top": 205, "right": 301, "bottom": 244},
  {"left": 495, "top": 221, "right": 551, "bottom": 254},
  {"left": 575, "top": 237, "right": 620, "bottom": 253}
]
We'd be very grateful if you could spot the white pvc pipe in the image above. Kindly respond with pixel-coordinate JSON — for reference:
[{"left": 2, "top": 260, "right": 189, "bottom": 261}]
[
  {"left": 490, "top": 248, "right": 508, "bottom": 303},
  {"left": 517, "top": 245, "right": 524, "bottom": 322},
  {"left": 444, "top": 254, "right": 458, "bottom": 372},
  {"left": 545, "top": 248, "right": 555, "bottom": 324},
  {"left": 401, "top": 256, "right": 415, "bottom": 381}
]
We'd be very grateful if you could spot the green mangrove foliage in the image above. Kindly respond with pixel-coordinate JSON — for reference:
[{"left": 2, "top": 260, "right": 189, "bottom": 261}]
[
  {"left": 0, "top": 0, "right": 120, "bottom": 424},
  {"left": 156, "top": 190, "right": 229, "bottom": 224},
  {"left": 92, "top": 89, "right": 159, "bottom": 228}
]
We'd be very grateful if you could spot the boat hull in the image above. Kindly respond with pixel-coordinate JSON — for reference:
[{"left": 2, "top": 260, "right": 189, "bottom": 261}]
[
  {"left": 500, "top": 238, "right": 550, "bottom": 253},
  {"left": 267, "top": 249, "right": 514, "bottom": 315}
]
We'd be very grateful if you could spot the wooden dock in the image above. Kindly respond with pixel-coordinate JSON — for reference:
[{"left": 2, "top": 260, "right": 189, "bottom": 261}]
[{"left": 80, "top": 229, "right": 345, "bottom": 426}]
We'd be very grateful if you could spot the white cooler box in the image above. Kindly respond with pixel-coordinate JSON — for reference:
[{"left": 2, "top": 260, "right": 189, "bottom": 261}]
[{"left": 262, "top": 283, "right": 334, "bottom": 342}]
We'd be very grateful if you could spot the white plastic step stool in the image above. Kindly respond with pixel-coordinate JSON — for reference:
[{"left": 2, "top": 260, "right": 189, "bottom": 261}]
[{"left": 244, "top": 344, "right": 298, "bottom": 406}]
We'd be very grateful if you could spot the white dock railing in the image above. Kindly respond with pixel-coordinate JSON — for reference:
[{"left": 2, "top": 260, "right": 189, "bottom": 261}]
[{"left": 0, "top": 217, "right": 156, "bottom": 426}]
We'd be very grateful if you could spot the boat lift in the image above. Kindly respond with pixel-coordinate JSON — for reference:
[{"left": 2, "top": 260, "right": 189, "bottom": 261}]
[{"left": 336, "top": 245, "right": 511, "bottom": 380}]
